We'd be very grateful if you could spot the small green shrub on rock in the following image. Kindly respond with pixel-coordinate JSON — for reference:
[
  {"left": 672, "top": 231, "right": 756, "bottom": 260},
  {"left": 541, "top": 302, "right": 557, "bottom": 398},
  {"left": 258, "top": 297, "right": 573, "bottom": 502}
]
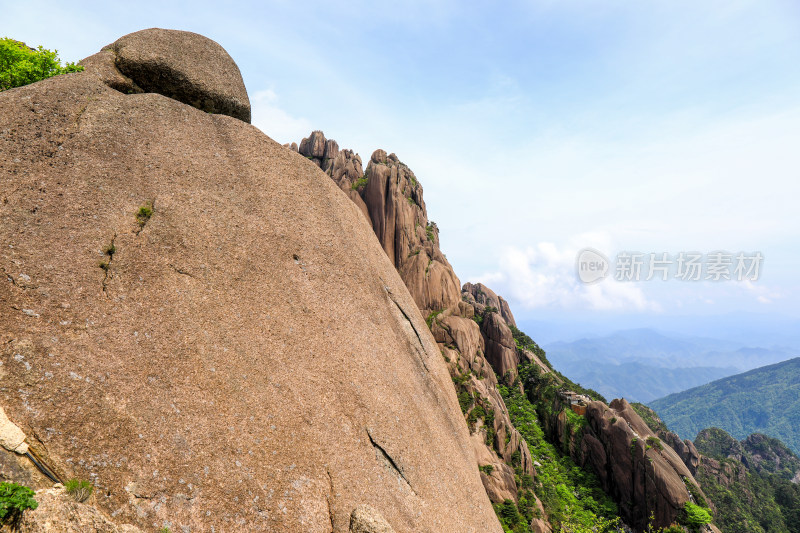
[
  {"left": 136, "top": 203, "right": 153, "bottom": 227},
  {"left": 351, "top": 176, "right": 368, "bottom": 190},
  {"left": 64, "top": 478, "right": 93, "bottom": 503},
  {"left": 0, "top": 481, "right": 38, "bottom": 523},
  {"left": 681, "top": 501, "right": 712, "bottom": 530}
]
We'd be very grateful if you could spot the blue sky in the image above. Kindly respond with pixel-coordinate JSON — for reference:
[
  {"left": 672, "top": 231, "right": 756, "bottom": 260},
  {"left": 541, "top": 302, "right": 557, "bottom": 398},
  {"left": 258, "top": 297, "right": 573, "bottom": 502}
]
[{"left": 5, "top": 0, "right": 800, "bottom": 337}]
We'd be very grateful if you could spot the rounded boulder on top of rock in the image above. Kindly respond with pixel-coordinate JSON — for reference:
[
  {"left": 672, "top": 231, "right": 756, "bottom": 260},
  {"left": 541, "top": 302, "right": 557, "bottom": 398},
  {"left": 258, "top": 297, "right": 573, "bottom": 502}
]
[{"left": 105, "top": 28, "right": 251, "bottom": 122}]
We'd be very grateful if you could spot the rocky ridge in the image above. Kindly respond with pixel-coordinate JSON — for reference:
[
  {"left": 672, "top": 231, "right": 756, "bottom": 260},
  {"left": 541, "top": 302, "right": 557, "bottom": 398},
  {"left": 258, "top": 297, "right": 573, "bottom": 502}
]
[
  {"left": 289, "top": 132, "right": 461, "bottom": 315},
  {"left": 301, "top": 131, "right": 715, "bottom": 531},
  {"left": 290, "top": 132, "right": 548, "bottom": 526}
]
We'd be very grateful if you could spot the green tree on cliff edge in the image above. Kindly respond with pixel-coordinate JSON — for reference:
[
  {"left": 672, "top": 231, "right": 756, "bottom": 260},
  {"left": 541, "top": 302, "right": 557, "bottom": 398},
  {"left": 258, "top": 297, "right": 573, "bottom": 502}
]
[{"left": 0, "top": 38, "right": 83, "bottom": 91}]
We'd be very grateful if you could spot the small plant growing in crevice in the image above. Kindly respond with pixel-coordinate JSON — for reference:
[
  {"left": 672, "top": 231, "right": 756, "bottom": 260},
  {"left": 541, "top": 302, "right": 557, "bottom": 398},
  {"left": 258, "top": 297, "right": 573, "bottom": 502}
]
[
  {"left": 479, "top": 464, "right": 494, "bottom": 475},
  {"left": 64, "top": 479, "right": 93, "bottom": 503},
  {"left": 351, "top": 175, "right": 368, "bottom": 190},
  {"left": 98, "top": 237, "right": 116, "bottom": 271},
  {"left": 98, "top": 234, "right": 117, "bottom": 294},
  {"left": 135, "top": 201, "right": 153, "bottom": 232},
  {"left": 0, "top": 481, "right": 38, "bottom": 524},
  {"left": 425, "top": 222, "right": 435, "bottom": 242},
  {"left": 425, "top": 309, "right": 443, "bottom": 328}
]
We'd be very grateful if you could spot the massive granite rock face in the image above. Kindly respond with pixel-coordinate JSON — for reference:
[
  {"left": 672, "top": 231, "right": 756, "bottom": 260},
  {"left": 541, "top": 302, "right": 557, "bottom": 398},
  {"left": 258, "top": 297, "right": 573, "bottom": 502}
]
[
  {"left": 363, "top": 150, "right": 461, "bottom": 314},
  {"left": 0, "top": 32, "right": 501, "bottom": 532}
]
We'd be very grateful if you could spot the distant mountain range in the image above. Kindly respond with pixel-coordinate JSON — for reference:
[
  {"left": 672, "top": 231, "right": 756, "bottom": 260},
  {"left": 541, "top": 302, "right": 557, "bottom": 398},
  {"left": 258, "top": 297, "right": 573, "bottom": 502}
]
[
  {"left": 650, "top": 358, "right": 800, "bottom": 454},
  {"left": 543, "top": 328, "right": 797, "bottom": 403}
]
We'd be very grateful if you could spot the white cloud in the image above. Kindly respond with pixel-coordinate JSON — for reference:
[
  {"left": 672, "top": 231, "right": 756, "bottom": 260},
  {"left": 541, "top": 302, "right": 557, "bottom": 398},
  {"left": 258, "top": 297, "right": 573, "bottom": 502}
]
[
  {"left": 473, "top": 233, "right": 660, "bottom": 312},
  {"left": 741, "top": 280, "right": 782, "bottom": 305},
  {"left": 249, "top": 89, "right": 314, "bottom": 145}
]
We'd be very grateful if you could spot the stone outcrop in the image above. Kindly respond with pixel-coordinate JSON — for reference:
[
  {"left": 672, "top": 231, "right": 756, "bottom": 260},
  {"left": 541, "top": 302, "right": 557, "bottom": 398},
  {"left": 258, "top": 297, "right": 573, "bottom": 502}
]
[
  {"left": 695, "top": 428, "right": 800, "bottom": 480},
  {"left": 578, "top": 399, "right": 705, "bottom": 530},
  {"left": 662, "top": 431, "right": 701, "bottom": 476},
  {"left": 696, "top": 455, "right": 747, "bottom": 489},
  {"left": 363, "top": 150, "right": 461, "bottom": 314},
  {"left": 481, "top": 311, "right": 520, "bottom": 380},
  {"left": 0, "top": 406, "right": 28, "bottom": 455},
  {"left": 291, "top": 131, "right": 461, "bottom": 314},
  {"left": 0, "top": 32, "right": 501, "bottom": 532},
  {"left": 349, "top": 505, "right": 395, "bottom": 533},
  {"left": 292, "top": 131, "right": 369, "bottom": 220},
  {"left": 463, "top": 282, "right": 516, "bottom": 327},
  {"left": 430, "top": 305, "right": 536, "bottom": 506},
  {"left": 81, "top": 28, "right": 251, "bottom": 122},
  {"left": 741, "top": 433, "right": 800, "bottom": 477}
]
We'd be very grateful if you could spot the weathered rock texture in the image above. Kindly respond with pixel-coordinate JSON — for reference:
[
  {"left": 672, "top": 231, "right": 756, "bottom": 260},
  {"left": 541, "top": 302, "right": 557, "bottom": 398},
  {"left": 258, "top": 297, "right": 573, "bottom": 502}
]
[
  {"left": 293, "top": 131, "right": 461, "bottom": 315},
  {"left": 296, "top": 132, "right": 546, "bottom": 526},
  {"left": 463, "top": 282, "right": 516, "bottom": 327},
  {"left": 577, "top": 399, "right": 705, "bottom": 530},
  {"left": 82, "top": 28, "right": 251, "bottom": 122},
  {"left": 662, "top": 431, "right": 701, "bottom": 476},
  {"left": 430, "top": 305, "right": 536, "bottom": 505},
  {"left": 480, "top": 311, "right": 520, "bottom": 380},
  {"left": 0, "top": 33, "right": 500, "bottom": 532},
  {"left": 293, "top": 131, "right": 369, "bottom": 220},
  {"left": 349, "top": 505, "right": 396, "bottom": 533}
]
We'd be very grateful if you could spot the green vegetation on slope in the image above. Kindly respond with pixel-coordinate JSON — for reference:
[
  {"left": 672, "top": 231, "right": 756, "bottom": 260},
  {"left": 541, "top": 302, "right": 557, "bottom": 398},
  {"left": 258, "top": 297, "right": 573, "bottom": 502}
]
[
  {"left": 692, "top": 427, "right": 800, "bottom": 533},
  {"left": 650, "top": 358, "right": 800, "bottom": 454},
  {"left": 498, "top": 362, "right": 620, "bottom": 532},
  {"left": 630, "top": 402, "right": 670, "bottom": 434},
  {"left": 0, "top": 38, "right": 83, "bottom": 91},
  {"left": 509, "top": 323, "right": 607, "bottom": 402}
]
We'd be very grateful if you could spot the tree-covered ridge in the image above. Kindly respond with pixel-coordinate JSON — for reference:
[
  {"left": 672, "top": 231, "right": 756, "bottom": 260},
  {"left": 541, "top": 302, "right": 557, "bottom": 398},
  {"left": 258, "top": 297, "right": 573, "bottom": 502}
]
[
  {"left": 650, "top": 357, "right": 800, "bottom": 454},
  {"left": 692, "top": 426, "right": 800, "bottom": 533},
  {"left": 0, "top": 38, "right": 83, "bottom": 91}
]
